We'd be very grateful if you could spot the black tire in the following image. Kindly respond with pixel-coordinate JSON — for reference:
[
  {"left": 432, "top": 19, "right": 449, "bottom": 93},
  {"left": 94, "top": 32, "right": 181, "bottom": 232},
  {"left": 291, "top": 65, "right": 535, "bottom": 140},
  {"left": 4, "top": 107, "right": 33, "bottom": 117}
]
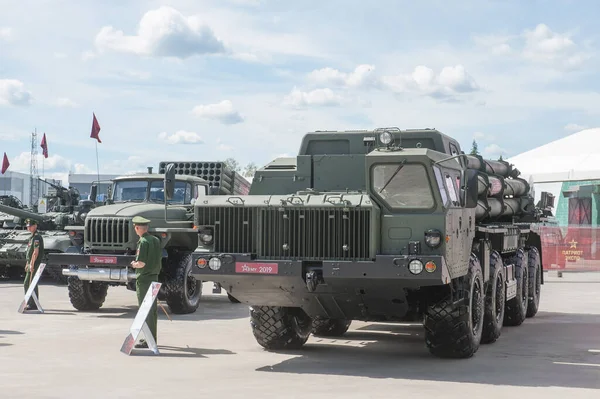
[
  {"left": 250, "top": 306, "right": 312, "bottom": 350},
  {"left": 227, "top": 292, "right": 240, "bottom": 303},
  {"left": 311, "top": 317, "right": 352, "bottom": 337},
  {"left": 526, "top": 246, "right": 541, "bottom": 318},
  {"left": 67, "top": 276, "right": 109, "bottom": 311},
  {"left": 481, "top": 251, "right": 506, "bottom": 344},
  {"left": 424, "top": 253, "right": 485, "bottom": 359},
  {"left": 164, "top": 252, "right": 202, "bottom": 314},
  {"left": 504, "top": 248, "right": 529, "bottom": 326}
]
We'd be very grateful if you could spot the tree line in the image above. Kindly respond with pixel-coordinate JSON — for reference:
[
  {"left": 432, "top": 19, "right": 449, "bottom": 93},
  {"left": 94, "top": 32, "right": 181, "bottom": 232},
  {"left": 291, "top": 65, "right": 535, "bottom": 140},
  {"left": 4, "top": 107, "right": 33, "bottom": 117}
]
[{"left": 470, "top": 140, "right": 504, "bottom": 161}]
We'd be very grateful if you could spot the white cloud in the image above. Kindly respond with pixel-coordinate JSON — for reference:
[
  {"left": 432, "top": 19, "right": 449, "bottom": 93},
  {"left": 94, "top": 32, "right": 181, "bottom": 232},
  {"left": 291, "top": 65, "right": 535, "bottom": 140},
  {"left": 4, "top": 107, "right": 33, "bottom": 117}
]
[
  {"left": 381, "top": 65, "right": 479, "bottom": 100},
  {"left": 564, "top": 123, "right": 589, "bottom": 132},
  {"left": 0, "top": 79, "right": 32, "bottom": 106},
  {"left": 474, "top": 23, "right": 591, "bottom": 70},
  {"left": 158, "top": 130, "right": 204, "bottom": 144},
  {"left": 191, "top": 100, "right": 244, "bottom": 124},
  {"left": 10, "top": 152, "right": 71, "bottom": 173},
  {"left": 54, "top": 98, "right": 79, "bottom": 108},
  {"left": 473, "top": 132, "right": 486, "bottom": 140},
  {"left": 73, "top": 163, "right": 95, "bottom": 174},
  {"left": 482, "top": 143, "right": 507, "bottom": 158},
  {"left": 473, "top": 34, "right": 514, "bottom": 55},
  {"left": 307, "top": 64, "right": 380, "bottom": 89},
  {"left": 523, "top": 24, "right": 574, "bottom": 60},
  {"left": 94, "top": 6, "right": 226, "bottom": 59},
  {"left": 0, "top": 27, "right": 12, "bottom": 41},
  {"left": 216, "top": 138, "right": 233, "bottom": 151},
  {"left": 283, "top": 87, "right": 344, "bottom": 107}
]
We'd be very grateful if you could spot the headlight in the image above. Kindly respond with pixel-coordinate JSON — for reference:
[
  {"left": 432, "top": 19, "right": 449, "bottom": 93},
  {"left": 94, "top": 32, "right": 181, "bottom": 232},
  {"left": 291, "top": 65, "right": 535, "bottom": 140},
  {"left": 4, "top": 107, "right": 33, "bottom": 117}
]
[
  {"left": 425, "top": 229, "right": 442, "bottom": 248},
  {"left": 208, "top": 257, "right": 222, "bottom": 270},
  {"left": 199, "top": 228, "right": 213, "bottom": 245},
  {"left": 408, "top": 259, "right": 423, "bottom": 274},
  {"left": 200, "top": 233, "right": 213, "bottom": 244},
  {"left": 379, "top": 131, "right": 393, "bottom": 145}
]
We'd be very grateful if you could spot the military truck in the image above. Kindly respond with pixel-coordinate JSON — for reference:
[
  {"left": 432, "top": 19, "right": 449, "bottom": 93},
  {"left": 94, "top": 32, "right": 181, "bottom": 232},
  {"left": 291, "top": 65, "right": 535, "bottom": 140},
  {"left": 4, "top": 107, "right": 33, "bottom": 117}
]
[
  {"left": 45, "top": 163, "right": 250, "bottom": 314},
  {"left": 0, "top": 180, "right": 94, "bottom": 283},
  {"left": 189, "top": 127, "right": 554, "bottom": 359}
]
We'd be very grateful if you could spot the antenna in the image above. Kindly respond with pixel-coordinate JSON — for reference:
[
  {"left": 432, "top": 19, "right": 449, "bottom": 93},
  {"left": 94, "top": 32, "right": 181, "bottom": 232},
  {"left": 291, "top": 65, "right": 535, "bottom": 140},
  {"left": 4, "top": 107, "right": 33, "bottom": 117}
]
[{"left": 30, "top": 129, "right": 39, "bottom": 208}]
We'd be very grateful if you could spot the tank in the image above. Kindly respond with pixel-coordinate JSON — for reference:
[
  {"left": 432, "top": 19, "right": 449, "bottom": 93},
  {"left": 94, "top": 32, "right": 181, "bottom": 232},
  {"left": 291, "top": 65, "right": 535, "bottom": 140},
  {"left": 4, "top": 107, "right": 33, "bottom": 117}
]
[
  {"left": 0, "top": 195, "right": 26, "bottom": 228},
  {"left": 0, "top": 181, "right": 96, "bottom": 283}
]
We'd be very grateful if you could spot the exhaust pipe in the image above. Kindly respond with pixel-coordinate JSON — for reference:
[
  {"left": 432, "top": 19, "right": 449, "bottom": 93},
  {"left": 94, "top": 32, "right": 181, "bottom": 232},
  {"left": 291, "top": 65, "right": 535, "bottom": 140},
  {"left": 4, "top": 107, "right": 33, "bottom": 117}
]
[{"left": 62, "top": 267, "right": 136, "bottom": 283}]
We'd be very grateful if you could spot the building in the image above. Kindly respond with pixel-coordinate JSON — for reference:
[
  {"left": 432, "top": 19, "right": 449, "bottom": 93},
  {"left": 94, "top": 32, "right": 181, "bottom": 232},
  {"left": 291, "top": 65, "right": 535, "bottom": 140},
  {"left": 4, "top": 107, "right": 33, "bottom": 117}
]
[
  {"left": 0, "top": 170, "right": 58, "bottom": 207},
  {"left": 507, "top": 127, "right": 600, "bottom": 226},
  {"left": 68, "top": 173, "right": 120, "bottom": 201}
]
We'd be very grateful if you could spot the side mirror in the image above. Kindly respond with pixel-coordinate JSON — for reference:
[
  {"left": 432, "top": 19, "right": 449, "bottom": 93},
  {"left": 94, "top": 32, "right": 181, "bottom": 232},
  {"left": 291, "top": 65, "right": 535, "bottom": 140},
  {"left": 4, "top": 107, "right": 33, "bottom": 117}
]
[
  {"left": 464, "top": 169, "right": 479, "bottom": 208},
  {"left": 90, "top": 184, "right": 98, "bottom": 203},
  {"left": 164, "top": 163, "right": 176, "bottom": 200}
]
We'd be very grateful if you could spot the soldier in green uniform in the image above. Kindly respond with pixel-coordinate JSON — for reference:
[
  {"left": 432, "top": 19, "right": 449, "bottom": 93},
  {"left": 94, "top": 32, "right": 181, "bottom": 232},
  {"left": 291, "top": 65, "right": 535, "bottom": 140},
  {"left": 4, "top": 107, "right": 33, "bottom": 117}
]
[
  {"left": 129, "top": 215, "right": 162, "bottom": 348},
  {"left": 24, "top": 218, "right": 44, "bottom": 310}
]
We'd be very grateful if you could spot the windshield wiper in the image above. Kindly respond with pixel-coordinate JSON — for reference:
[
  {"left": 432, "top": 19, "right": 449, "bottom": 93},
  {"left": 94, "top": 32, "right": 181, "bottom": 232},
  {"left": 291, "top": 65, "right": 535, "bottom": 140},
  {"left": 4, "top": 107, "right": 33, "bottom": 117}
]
[{"left": 378, "top": 161, "right": 406, "bottom": 194}]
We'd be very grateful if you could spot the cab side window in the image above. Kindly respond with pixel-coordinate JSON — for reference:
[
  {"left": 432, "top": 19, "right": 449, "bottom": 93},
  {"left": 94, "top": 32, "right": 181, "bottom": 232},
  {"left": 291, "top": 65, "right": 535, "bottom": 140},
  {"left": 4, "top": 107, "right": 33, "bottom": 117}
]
[{"left": 445, "top": 173, "right": 460, "bottom": 207}]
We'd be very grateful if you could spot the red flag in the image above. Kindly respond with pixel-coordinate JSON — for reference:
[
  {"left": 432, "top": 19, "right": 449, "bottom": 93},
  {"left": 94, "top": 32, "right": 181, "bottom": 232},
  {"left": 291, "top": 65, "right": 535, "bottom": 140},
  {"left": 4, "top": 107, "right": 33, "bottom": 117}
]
[
  {"left": 40, "top": 133, "right": 49, "bottom": 158},
  {"left": 1, "top": 152, "right": 9, "bottom": 174},
  {"left": 90, "top": 112, "right": 102, "bottom": 143}
]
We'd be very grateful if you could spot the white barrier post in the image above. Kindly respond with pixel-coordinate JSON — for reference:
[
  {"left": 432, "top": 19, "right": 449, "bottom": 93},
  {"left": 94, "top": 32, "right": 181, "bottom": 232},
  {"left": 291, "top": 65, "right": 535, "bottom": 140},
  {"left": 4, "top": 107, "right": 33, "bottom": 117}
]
[
  {"left": 18, "top": 262, "right": 47, "bottom": 314},
  {"left": 120, "top": 281, "right": 161, "bottom": 355}
]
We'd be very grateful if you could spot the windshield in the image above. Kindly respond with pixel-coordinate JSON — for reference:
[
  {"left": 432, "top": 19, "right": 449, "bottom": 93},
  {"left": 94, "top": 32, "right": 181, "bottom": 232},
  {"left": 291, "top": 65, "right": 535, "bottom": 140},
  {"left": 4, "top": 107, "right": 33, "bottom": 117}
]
[
  {"left": 371, "top": 163, "right": 435, "bottom": 209},
  {"left": 150, "top": 180, "right": 192, "bottom": 204},
  {"left": 112, "top": 180, "right": 148, "bottom": 202},
  {"left": 112, "top": 179, "right": 198, "bottom": 204}
]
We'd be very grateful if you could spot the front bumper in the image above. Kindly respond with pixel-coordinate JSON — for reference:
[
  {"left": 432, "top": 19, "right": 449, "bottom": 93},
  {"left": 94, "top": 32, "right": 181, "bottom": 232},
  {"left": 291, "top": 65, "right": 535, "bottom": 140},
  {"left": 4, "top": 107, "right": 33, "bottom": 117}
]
[
  {"left": 45, "top": 253, "right": 137, "bottom": 283},
  {"left": 191, "top": 252, "right": 452, "bottom": 320},
  {"left": 45, "top": 253, "right": 136, "bottom": 267}
]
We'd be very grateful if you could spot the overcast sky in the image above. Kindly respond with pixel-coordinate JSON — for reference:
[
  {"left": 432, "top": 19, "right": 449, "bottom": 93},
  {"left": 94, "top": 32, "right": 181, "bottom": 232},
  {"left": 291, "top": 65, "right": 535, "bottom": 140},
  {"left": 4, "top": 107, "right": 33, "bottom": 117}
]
[{"left": 1, "top": 0, "right": 598, "bottom": 184}]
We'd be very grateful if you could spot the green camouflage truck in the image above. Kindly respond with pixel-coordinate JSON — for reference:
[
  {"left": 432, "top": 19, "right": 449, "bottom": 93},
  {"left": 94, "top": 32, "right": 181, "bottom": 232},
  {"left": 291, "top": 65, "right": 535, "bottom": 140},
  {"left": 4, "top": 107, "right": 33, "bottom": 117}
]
[
  {"left": 188, "top": 127, "right": 555, "bottom": 358},
  {"left": 45, "top": 163, "right": 249, "bottom": 314}
]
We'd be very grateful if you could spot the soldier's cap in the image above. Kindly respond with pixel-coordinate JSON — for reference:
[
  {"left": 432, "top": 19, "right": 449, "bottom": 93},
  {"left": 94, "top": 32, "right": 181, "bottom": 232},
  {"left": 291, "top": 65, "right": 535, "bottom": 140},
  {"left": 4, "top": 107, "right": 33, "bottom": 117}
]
[
  {"left": 25, "top": 218, "right": 38, "bottom": 227},
  {"left": 132, "top": 215, "right": 151, "bottom": 225}
]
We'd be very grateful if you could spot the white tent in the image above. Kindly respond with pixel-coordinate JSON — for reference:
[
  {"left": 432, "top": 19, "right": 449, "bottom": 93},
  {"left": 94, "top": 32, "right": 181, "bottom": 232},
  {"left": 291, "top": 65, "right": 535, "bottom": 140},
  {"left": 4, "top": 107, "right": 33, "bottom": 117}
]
[{"left": 507, "top": 127, "right": 600, "bottom": 184}]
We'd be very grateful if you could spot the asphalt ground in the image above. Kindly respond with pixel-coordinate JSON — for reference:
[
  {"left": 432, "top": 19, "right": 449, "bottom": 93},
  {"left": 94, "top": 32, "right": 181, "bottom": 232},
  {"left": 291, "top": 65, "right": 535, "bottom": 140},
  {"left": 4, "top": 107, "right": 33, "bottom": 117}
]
[{"left": 0, "top": 271, "right": 599, "bottom": 399}]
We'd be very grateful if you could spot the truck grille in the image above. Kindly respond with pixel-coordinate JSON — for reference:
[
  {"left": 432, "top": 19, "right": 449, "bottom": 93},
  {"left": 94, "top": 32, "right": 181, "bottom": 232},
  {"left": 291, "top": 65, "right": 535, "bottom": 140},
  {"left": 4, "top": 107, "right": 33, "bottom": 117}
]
[
  {"left": 197, "top": 207, "right": 372, "bottom": 261},
  {"left": 196, "top": 207, "right": 256, "bottom": 254},
  {"left": 86, "top": 217, "right": 131, "bottom": 248},
  {"left": 260, "top": 208, "right": 371, "bottom": 260}
]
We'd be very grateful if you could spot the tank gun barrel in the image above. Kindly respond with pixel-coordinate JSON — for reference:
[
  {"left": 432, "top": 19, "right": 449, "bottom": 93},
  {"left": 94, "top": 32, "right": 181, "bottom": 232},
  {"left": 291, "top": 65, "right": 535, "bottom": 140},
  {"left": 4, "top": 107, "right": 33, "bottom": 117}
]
[
  {"left": 38, "top": 177, "right": 68, "bottom": 191},
  {"left": 0, "top": 204, "right": 50, "bottom": 222}
]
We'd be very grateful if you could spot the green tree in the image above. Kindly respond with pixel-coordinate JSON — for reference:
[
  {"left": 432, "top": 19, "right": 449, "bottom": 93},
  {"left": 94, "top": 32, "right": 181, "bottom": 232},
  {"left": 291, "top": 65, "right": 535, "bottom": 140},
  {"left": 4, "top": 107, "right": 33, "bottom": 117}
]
[
  {"left": 223, "top": 157, "right": 241, "bottom": 173},
  {"left": 470, "top": 140, "right": 479, "bottom": 155},
  {"left": 498, "top": 154, "right": 504, "bottom": 161},
  {"left": 243, "top": 162, "right": 258, "bottom": 178}
]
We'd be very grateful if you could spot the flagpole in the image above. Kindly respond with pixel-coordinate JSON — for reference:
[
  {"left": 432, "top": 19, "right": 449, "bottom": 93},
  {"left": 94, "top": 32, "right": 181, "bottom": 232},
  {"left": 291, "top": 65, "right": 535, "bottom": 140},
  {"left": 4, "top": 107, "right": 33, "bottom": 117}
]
[{"left": 95, "top": 140, "right": 100, "bottom": 185}]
